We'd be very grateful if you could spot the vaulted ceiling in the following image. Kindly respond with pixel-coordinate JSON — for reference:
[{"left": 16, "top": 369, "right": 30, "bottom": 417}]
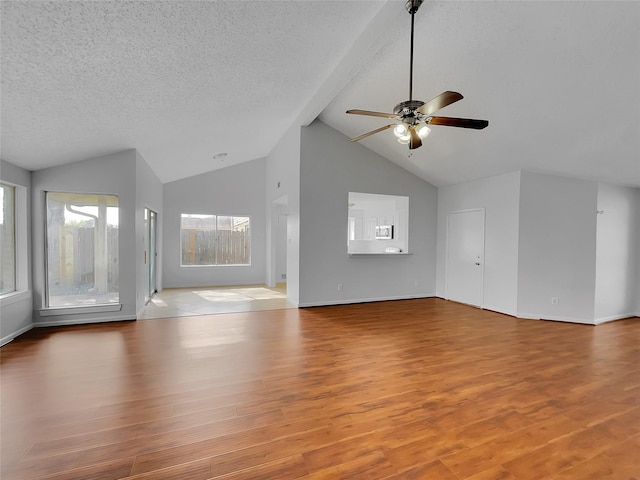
[{"left": 2, "top": 1, "right": 639, "bottom": 187}]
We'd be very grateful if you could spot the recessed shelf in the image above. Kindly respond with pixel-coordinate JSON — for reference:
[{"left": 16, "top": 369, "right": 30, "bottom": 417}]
[{"left": 348, "top": 252, "right": 413, "bottom": 256}]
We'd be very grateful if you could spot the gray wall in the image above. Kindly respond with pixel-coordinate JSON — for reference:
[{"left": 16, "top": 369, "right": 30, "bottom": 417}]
[
  {"left": 594, "top": 183, "right": 640, "bottom": 322},
  {"left": 298, "top": 120, "right": 438, "bottom": 306},
  {"left": 518, "top": 171, "right": 599, "bottom": 323},
  {"left": 135, "top": 151, "right": 163, "bottom": 314},
  {"left": 265, "top": 123, "right": 301, "bottom": 304},
  {"left": 0, "top": 160, "right": 33, "bottom": 344},
  {"left": 637, "top": 196, "right": 640, "bottom": 316},
  {"left": 436, "top": 171, "right": 521, "bottom": 316},
  {"left": 31, "top": 150, "right": 139, "bottom": 325},
  {"left": 162, "top": 158, "right": 267, "bottom": 288}
]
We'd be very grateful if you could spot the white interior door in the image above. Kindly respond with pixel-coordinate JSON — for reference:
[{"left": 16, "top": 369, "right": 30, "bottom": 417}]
[{"left": 446, "top": 209, "right": 485, "bottom": 307}]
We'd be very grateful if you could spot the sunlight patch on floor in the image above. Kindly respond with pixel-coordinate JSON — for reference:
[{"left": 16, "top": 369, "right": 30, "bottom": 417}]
[{"left": 139, "top": 284, "right": 294, "bottom": 319}]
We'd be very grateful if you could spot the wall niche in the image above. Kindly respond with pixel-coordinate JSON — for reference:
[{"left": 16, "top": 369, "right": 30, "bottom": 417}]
[{"left": 348, "top": 192, "right": 409, "bottom": 254}]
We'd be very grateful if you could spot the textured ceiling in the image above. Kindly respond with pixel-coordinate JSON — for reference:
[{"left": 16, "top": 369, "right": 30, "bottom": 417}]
[
  {"left": 2, "top": 1, "right": 639, "bottom": 188},
  {"left": 0, "top": 0, "right": 386, "bottom": 183}
]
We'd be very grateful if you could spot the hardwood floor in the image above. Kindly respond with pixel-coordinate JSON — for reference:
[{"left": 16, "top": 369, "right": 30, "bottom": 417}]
[{"left": 1, "top": 298, "right": 638, "bottom": 479}]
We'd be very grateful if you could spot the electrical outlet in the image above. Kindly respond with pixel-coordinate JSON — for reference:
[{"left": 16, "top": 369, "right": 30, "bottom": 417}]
[
  {"left": 337, "top": 283, "right": 343, "bottom": 291},
  {"left": 414, "top": 280, "right": 419, "bottom": 288},
  {"left": 281, "top": 273, "right": 286, "bottom": 279},
  {"left": 551, "top": 297, "right": 559, "bottom": 305}
]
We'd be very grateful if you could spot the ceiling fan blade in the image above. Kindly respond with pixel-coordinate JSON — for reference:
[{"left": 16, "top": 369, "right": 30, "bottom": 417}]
[
  {"left": 427, "top": 116, "right": 489, "bottom": 129},
  {"left": 346, "top": 109, "right": 398, "bottom": 119},
  {"left": 409, "top": 126, "right": 422, "bottom": 150},
  {"left": 350, "top": 124, "right": 394, "bottom": 143},
  {"left": 417, "top": 91, "right": 464, "bottom": 116}
]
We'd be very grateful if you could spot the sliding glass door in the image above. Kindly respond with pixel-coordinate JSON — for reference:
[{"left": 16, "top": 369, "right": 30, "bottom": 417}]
[{"left": 144, "top": 208, "right": 157, "bottom": 304}]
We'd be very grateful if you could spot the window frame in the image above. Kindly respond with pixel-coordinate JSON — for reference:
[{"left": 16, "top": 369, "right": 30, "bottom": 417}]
[
  {"left": 44, "top": 190, "right": 120, "bottom": 308},
  {"left": 0, "top": 182, "right": 16, "bottom": 296},
  {"left": 0, "top": 180, "right": 29, "bottom": 306},
  {"left": 179, "top": 213, "right": 251, "bottom": 267}
]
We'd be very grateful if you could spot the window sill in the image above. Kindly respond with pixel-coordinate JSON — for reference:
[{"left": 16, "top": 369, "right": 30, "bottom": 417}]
[
  {"left": 0, "top": 290, "right": 32, "bottom": 306},
  {"left": 39, "top": 304, "right": 122, "bottom": 317}
]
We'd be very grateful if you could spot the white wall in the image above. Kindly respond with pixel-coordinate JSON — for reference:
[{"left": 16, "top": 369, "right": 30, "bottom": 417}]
[
  {"left": 0, "top": 160, "right": 33, "bottom": 344},
  {"left": 436, "top": 171, "right": 521, "bottom": 316},
  {"left": 637, "top": 191, "right": 640, "bottom": 316},
  {"left": 594, "top": 183, "right": 640, "bottom": 322},
  {"left": 298, "top": 120, "right": 438, "bottom": 306},
  {"left": 518, "top": 171, "right": 598, "bottom": 323},
  {"left": 265, "top": 123, "right": 301, "bottom": 304},
  {"left": 162, "top": 158, "right": 267, "bottom": 288},
  {"left": 135, "top": 151, "right": 163, "bottom": 314},
  {"left": 275, "top": 205, "right": 288, "bottom": 283},
  {"left": 637, "top": 194, "right": 640, "bottom": 315},
  {"left": 31, "top": 150, "right": 138, "bottom": 325}
]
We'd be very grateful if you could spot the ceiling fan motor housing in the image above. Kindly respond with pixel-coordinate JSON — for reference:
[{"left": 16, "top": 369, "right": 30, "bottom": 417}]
[{"left": 393, "top": 100, "right": 425, "bottom": 124}]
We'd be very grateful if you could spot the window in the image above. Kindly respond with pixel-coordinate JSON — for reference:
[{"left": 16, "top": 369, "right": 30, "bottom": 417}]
[
  {"left": 46, "top": 192, "right": 119, "bottom": 307},
  {"left": 181, "top": 214, "right": 250, "bottom": 266},
  {"left": 0, "top": 183, "right": 16, "bottom": 295}
]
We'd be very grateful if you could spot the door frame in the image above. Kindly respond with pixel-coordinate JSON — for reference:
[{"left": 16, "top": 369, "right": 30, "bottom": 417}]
[
  {"left": 144, "top": 207, "right": 158, "bottom": 305},
  {"left": 444, "top": 208, "right": 486, "bottom": 308}
]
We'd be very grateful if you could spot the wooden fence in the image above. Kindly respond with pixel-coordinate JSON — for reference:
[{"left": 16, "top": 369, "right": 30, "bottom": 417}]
[{"left": 181, "top": 228, "right": 250, "bottom": 265}]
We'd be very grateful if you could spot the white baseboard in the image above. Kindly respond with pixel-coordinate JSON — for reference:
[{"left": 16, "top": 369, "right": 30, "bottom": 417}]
[
  {"left": 544, "top": 317, "right": 595, "bottom": 325},
  {"left": 517, "top": 312, "right": 595, "bottom": 325},
  {"left": 594, "top": 313, "right": 639, "bottom": 325},
  {"left": 35, "top": 314, "right": 135, "bottom": 328},
  {"left": 0, "top": 323, "right": 34, "bottom": 347},
  {"left": 298, "top": 293, "right": 435, "bottom": 308}
]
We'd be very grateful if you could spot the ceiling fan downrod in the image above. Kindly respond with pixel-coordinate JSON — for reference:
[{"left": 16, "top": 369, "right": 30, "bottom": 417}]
[
  {"left": 345, "top": 0, "right": 488, "bottom": 149},
  {"left": 406, "top": 0, "right": 424, "bottom": 101}
]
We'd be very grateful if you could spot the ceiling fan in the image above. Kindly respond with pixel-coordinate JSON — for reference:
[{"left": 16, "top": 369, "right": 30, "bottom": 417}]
[{"left": 346, "top": 0, "right": 488, "bottom": 150}]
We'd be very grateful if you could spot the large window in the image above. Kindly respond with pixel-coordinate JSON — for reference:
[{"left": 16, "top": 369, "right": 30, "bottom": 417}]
[
  {"left": 181, "top": 214, "right": 250, "bottom": 266},
  {"left": 0, "top": 183, "right": 16, "bottom": 295},
  {"left": 46, "top": 192, "right": 119, "bottom": 307}
]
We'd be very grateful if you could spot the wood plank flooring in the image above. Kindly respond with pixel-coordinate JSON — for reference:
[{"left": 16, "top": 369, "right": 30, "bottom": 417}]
[{"left": 1, "top": 298, "right": 638, "bottom": 479}]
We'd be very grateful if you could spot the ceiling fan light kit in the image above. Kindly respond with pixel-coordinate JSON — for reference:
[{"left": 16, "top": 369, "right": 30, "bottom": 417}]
[{"left": 346, "top": 0, "right": 488, "bottom": 150}]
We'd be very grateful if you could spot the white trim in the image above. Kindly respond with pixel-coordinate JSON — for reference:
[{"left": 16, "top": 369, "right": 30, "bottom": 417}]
[
  {"left": 444, "top": 208, "right": 486, "bottom": 309},
  {"left": 35, "top": 314, "right": 134, "bottom": 328},
  {"left": 39, "top": 303, "right": 122, "bottom": 317},
  {"left": 0, "top": 181, "right": 29, "bottom": 297},
  {"left": 542, "top": 317, "right": 595, "bottom": 325},
  {"left": 348, "top": 253, "right": 413, "bottom": 256},
  {"left": 519, "top": 313, "right": 595, "bottom": 325},
  {"left": 481, "top": 305, "right": 518, "bottom": 318},
  {"left": 298, "top": 293, "right": 435, "bottom": 308},
  {"left": 594, "top": 313, "right": 639, "bottom": 325},
  {"left": 0, "top": 290, "right": 31, "bottom": 306},
  {"left": 179, "top": 213, "right": 252, "bottom": 267},
  {"left": 0, "top": 323, "right": 34, "bottom": 347}
]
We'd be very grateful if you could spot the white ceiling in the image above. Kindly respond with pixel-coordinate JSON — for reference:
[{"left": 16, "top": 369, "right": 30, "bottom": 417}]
[{"left": 2, "top": 1, "right": 639, "bottom": 188}]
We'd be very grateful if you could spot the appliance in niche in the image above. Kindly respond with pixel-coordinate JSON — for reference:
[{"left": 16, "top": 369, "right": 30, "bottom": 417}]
[{"left": 375, "top": 225, "right": 394, "bottom": 240}]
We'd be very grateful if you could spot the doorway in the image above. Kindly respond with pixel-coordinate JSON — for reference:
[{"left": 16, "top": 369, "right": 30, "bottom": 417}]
[
  {"left": 270, "top": 195, "right": 288, "bottom": 290},
  {"left": 445, "top": 209, "right": 485, "bottom": 307},
  {"left": 144, "top": 208, "right": 157, "bottom": 304}
]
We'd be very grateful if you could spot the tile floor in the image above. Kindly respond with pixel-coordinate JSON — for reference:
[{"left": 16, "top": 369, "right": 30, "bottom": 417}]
[{"left": 138, "top": 284, "right": 295, "bottom": 319}]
